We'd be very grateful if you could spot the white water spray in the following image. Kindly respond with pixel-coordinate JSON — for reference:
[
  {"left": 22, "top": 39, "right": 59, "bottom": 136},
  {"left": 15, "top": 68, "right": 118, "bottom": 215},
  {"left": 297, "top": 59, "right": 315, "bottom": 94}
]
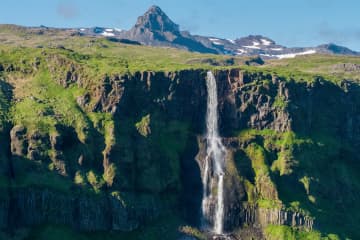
[{"left": 202, "top": 71, "right": 226, "bottom": 234}]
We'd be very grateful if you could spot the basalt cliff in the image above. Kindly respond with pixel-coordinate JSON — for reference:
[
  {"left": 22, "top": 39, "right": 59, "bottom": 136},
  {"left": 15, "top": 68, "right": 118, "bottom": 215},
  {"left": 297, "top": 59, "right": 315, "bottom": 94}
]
[{"left": 0, "top": 31, "right": 359, "bottom": 240}]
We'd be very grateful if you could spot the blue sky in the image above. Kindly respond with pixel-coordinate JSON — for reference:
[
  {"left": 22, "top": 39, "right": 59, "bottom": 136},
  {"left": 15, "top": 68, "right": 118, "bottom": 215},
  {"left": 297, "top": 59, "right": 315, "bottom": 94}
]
[{"left": 1, "top": 0, "right": 360, "bottom": 50}]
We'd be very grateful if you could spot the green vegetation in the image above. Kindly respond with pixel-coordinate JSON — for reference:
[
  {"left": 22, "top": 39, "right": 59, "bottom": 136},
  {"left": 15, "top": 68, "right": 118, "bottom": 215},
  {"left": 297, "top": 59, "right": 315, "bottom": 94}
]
[
  {"left": 103, "top": 163, "right": 116, "bottom": 186},
  {"left": 135, "top": 114, "right": 151, "bottom": 137},
  {"left": 11, "top": 159, "right": 74, "bottom": 192},
  {"left": 10, "top": 69, "right": 89, "bottom": 138},
  {"left": 266, "top": 54, "right": 360, "bottom": 82},
  {"left": 0, "top": 25, "right": 360, "bottom": 239},
  {"left": 86, "top": 170, "right": 105, "bottom": 193},
  {"left": 0, "top": 29, "right": 237, "bottom": 75},
  {"left": 235, "top": 124, "right": 360, "bottom": 238},
  {"left": 74, "top": 171, "right": 86, "bottom": 185},
  {"left": 179, "top": 226, "right": 206, "bottom": 240},
  {"left": 265, "top": 225, "right": 339, "bottom": 240},
  {"left": 244, "top": 143, "right": 269, "bottom": 176},
  {"left": 272, "top": 94, "right": 287, "bottom": 110}
]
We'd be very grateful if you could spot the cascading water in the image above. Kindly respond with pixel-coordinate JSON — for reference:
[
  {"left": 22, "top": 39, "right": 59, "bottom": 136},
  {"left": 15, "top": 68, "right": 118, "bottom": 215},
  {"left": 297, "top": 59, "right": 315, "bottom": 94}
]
[{"left": 202, "top": 71, "right": 227, "bottom": 235}]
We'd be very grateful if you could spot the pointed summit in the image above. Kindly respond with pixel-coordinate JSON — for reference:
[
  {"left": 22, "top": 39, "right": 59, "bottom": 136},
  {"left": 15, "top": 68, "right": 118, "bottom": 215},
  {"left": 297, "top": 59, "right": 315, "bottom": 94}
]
[
  {"left": 134, "top": 5, "right": 180, "bottom": 33},
  {"left": 147, "top": 5, "right": 163, "bottom": 13},
  {"left": 118, "top": 5, "right": 219, "bottom": 53}
]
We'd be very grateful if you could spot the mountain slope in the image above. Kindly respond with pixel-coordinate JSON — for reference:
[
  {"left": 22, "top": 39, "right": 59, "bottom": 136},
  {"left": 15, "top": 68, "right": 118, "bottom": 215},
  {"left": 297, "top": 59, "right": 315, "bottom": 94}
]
[
  {"left": 116, "top": 5, "right": 218, "bottom": 54},
  {"left": 1, "top": 5, "right": 358, "bottom": 58},
  {"left": 80, "top": 5, "right": 360, "bottom": 58}
]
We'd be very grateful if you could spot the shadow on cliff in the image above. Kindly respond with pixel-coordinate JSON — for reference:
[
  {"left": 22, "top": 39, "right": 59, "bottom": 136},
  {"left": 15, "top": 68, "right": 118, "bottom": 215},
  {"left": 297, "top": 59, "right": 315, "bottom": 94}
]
[
  {"left": 275, "top": 79, "right": 360, "bottom": 239},
  {"left": 179, "top": 134, "right": 203, "bottom": 226},
  {"left": 0, "top": 80, "right": 14, "bottom": 179},
  {"left": 108, "top": 71, "right": 206, "bottom": 226}
]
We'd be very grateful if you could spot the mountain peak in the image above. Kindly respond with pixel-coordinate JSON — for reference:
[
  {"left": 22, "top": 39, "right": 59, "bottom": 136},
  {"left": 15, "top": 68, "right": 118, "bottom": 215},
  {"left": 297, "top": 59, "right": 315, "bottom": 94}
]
[
  {"left": 148, "top": 5, "right": 162, "bottom": 13},
  {"left": 133, "top": 5, "right": 180, "bottom": 33}
]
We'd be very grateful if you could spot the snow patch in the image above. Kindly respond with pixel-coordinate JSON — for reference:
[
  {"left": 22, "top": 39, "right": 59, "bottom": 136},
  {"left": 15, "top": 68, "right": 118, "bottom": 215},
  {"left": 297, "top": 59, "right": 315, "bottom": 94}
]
[
  {"left": 243, "top": 41, "right": 261, "bottom": 49},
  {"left": 114, "top": 28, "right": 123, "bottom": 32},
  {"left": 105, "top": 28, "right": 114, "bottom": 32},
  {"left": 101, "top": 32, "right": 115, "bottom": 37},
  {"left": 271, "top": 48, "right": 283, "bottom": 51},
  {"left": 244, "top": 45, "right": 260, "bottom": 49},
  {"left": 236, "top": 49, "right": 247, "bottom": 55},
  {"left": 212, "top": 41, "right": 223, "bottom": 45},
  {"left": 261, "top": 39, "right": 272, "bottom": 46},
  {"left": 277, "top": 50, "right": 317, "bottom": 59},
  {"left": 80, "top": 28, "right": 85, "bottom": 31},
  {"left": 209, "top": 38, "right": 223, "bottom": 45},
  {"left": 261, "top": 50, "right": 317, "bottom": 59},
  {"left": 227, "top": 39, "right": 235, "bottom": 44}
]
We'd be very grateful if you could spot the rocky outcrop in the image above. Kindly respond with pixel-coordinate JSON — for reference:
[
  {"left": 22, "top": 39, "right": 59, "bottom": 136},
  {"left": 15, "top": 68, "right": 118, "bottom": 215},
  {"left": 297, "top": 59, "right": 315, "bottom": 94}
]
[
  {"left": 332, "top": 63, "right": 360, "bottom": 72},
  {"left": 91, "top": 74, "right": 125, "bottom": 113},
  {"left": 11, "top": 127, "right": 53, "bottom": 162},
  {"left": 118, "top": 6, "right": 218, "bottom": 54},
  {"left": 10, "top": 125, "right": 28, "bottom": 157},
  {"left": 232, "top": 205, "right": 314, "bottom": 230},
  {"left": 46, "top": 54, "right": 86, "bottom": 88},
  {"left": 0, "top": 188, "right": 161, "bottom": 231},
  {"left": 214, "top": 69, "right": 292, "bottom": 135}
]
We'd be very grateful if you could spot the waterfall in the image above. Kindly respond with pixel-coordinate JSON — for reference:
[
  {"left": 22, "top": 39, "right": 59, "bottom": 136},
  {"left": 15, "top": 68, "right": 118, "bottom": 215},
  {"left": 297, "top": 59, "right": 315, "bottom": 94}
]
[{"left": 202, "top": 71, "right": 226, "bottom": 235}]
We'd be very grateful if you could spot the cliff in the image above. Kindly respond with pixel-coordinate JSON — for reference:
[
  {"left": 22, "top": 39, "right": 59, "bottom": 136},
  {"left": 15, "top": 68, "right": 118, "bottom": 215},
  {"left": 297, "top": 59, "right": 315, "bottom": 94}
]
[{"left": 0, "top": 42, "right": 359, "bottom": 240}]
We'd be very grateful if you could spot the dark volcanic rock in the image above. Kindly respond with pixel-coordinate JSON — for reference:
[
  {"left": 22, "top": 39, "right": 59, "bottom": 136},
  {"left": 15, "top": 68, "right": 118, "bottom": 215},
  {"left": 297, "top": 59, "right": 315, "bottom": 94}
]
[
  {"left": 10, "top": 125, "right": 28, "bottom": 157},
  {"left": 118, "top": 6, "right": 218, "bottom": 53},
  {"left": 119, "top": 5, "right": 180, "bottom": 45},
  {"left": 0, "top": 188, "right": 161, "bottom": 231},
  {"left": 135, "top": 5, "right": 180, "bottom": 33}
]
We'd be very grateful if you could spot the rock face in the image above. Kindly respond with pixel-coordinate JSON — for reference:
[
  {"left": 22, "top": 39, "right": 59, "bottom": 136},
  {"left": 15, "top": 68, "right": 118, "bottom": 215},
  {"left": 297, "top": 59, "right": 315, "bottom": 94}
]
[
  {"left": 133, "top": 5, "right": 180, "bottom": 36},
  {"left": 0, "top": 69, "right": 209, "bottom": 233},
  {"left": 10, "top": 125, "right": 28, "bottom": 157},
  {"left": 1, "top": 66, "right": 360, "bottom": 239},
  {"left": 214, "top": 69, "right": 292, "bottom": 134},
  {"left": 0, "top": 188, "right": 160, "bottom": 231},
  {"left": 118, "top": 6, "right": 218, "bottom": 53},
  {"left": 227, "top": 205, "right": 314, "bottom": 230}
]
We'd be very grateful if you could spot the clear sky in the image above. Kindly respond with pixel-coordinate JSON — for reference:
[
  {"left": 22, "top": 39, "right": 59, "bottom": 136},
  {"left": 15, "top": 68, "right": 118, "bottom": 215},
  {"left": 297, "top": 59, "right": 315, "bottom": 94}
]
[{"left": 1, "top": 0, "right": 360, "bottom": 51}]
